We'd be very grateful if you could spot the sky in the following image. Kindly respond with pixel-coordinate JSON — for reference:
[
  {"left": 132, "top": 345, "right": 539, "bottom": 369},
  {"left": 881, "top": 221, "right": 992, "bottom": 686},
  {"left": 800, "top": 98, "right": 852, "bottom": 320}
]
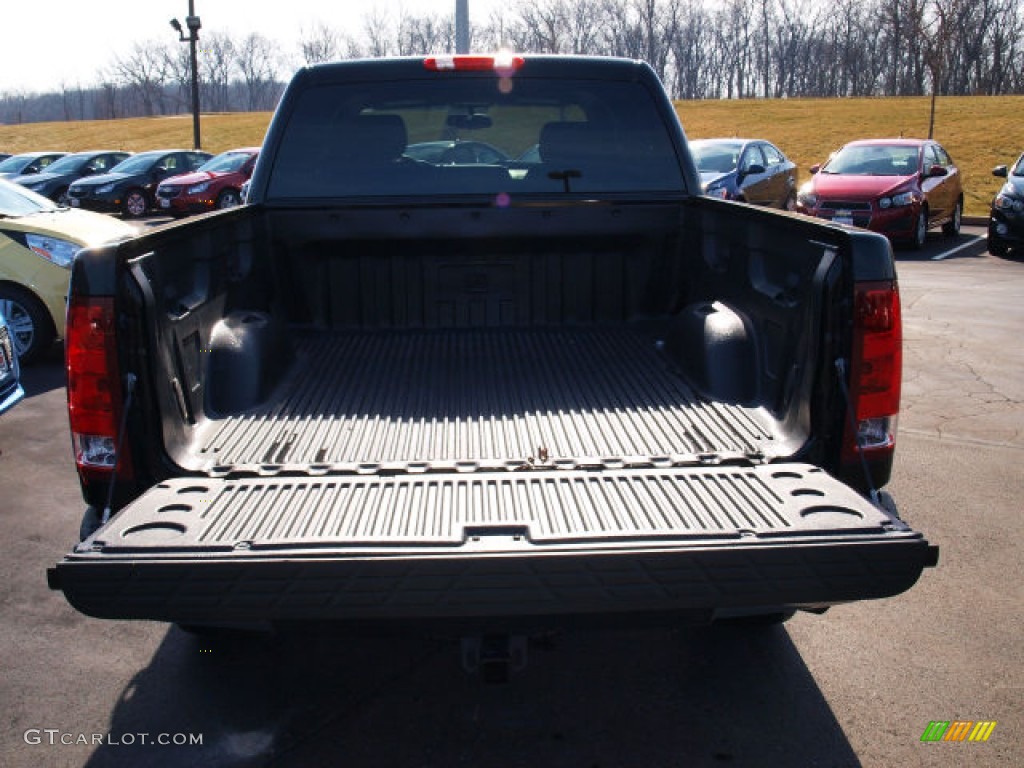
[{"left": 1, "top": 1, "right": 502, "bottom": 94}]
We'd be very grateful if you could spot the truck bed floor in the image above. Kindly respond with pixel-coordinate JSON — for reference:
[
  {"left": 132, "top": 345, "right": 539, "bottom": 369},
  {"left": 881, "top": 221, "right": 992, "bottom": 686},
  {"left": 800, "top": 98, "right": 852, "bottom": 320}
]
[{"left": 196, "top": 327, "right": 776, "bottom": 474}]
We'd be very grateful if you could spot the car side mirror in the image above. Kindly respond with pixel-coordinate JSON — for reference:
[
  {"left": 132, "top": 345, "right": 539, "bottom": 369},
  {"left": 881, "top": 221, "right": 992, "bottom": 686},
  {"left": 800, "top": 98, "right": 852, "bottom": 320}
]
[
  {"left": 736, "top": 163, "right": 765, "bottom": 182},
  {"left": 809, "top": 164, "right": 821, "bottom": 175},
  {"left": 23, "top": 167, "right": 39, "bottom": 175},
  {"left": 154, "top": 166, "right": 169, "bottom": 178},
  {"left": 81, "top": 167, "right": 95, "bottom": 176},
  {"left": 992, "top": 165, "right": 1008, "bottom": 178},
  {"left": 926, "top": 164, "right": 948, "bottom": 178}
]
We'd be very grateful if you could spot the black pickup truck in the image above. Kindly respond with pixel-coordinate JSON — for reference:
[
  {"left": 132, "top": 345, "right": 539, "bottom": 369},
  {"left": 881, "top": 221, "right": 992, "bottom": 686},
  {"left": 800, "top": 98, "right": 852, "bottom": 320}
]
[{"left": 49, "top": 56, "right": 936, "bottom": 636}]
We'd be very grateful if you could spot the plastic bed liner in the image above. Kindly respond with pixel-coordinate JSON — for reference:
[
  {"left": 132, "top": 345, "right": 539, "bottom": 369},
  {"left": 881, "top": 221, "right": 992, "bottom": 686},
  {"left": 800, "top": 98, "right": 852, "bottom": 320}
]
[
  {"left": 193, "top": 327, "right": 778, "bottom": 475},
  {"left": 49, "top": 464, "right": 937, "bottom": 623}
]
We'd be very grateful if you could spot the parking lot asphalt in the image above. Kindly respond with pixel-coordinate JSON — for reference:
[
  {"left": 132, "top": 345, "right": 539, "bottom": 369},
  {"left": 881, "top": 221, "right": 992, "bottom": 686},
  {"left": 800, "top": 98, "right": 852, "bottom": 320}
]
[{"left": 0, "top": 225, "right": 1020, "bottom": 767}]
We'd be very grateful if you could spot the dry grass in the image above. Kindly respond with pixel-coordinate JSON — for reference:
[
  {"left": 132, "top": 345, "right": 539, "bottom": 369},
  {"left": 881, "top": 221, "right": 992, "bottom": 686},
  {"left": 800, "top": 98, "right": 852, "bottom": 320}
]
[
  {"left": 1, "top": 96, "right": 1019, "bottom": 216},
  {"left": 0, "top": 113, "right": 273, "bottom": 157}
]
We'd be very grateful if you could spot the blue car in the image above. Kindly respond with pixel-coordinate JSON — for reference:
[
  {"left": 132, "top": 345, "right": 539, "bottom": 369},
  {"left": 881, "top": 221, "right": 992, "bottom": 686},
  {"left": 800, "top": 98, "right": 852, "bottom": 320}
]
[
  {"left": 691, "top": 138, "right": 798, "bottom": 210},
  {"left": 0, "top": 309, "right": 25, "bottom": 414}
]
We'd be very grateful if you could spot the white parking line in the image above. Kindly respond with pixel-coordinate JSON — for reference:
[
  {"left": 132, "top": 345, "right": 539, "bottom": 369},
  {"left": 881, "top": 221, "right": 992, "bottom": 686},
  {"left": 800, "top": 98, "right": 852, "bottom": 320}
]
[{"left": 931, "top": 235, "right": 984, "bottom": 261}]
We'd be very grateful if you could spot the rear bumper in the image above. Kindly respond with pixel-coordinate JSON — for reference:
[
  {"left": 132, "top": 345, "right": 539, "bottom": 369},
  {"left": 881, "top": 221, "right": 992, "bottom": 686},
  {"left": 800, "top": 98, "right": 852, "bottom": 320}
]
[
  {"left": 49, "top": 464, "right": 937, "bottom": 625},
  {"left": 49, "top": 535, "right": 937, "bottom": 625}
]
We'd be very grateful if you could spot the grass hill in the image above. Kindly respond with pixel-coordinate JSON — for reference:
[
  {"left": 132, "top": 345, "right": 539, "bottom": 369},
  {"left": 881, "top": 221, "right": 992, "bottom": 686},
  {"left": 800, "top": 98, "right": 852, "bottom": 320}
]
[{"left": 1, "top": 96, "right": 1018, "bottom": 216}]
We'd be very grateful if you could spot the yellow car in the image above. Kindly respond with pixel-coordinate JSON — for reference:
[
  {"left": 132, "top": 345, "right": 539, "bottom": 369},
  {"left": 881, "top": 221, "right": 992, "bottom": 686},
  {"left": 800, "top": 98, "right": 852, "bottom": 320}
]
[{"left": 0, "top": 178, "right": 135, "bottom": 362}]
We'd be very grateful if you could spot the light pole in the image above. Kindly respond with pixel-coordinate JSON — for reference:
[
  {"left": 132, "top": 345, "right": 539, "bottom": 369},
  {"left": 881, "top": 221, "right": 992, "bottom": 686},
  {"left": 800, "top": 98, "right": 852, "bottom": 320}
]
[
  {"left": 170, "top": 2, "right": 202, "bottom": 150},
  {"left": 456, "top": 0, "right": 469, "bottom": 54}
]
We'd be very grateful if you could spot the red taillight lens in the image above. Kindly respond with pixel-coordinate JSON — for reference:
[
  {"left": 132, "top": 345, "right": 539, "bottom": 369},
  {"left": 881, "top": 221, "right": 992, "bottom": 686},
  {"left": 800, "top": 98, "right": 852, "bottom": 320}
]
[
  {"left": 66, "top": 297, "right": 125, "bottom": 474},
  {"left": 423, "top": 54, "right": 524, "bottom": 73},
  {"left": 844, "top": 280, "right": 902, "bottom": 458}
]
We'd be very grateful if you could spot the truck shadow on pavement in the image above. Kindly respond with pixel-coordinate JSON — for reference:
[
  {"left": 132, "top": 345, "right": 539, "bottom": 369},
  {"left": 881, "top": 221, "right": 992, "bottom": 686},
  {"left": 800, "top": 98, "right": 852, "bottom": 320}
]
[{"left": 84, "top": 623, "right": 860, "bottom": 768}]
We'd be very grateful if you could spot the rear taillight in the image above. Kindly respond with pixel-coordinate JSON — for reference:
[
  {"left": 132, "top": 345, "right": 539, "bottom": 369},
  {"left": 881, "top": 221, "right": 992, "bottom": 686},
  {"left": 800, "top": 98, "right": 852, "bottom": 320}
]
[
  {"left": 66, "top": 296, "right": 130, "bottom": 480},
  {"left": 843, "top": 280, "right": 902, "bottom": 462},
  {"left": 423, "top": 54, "right": 524, "bottom": 73}
]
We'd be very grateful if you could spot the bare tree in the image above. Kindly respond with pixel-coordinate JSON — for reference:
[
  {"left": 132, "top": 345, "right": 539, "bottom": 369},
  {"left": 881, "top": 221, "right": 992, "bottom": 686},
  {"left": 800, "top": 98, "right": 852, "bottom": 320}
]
[
  {"left": 109, "top": 41, "right": 172, "bottom": 116},
  {"left": 398, "top": 13, "right": 456, "bottom": 55},
  {"left": 363, "top": 7, "right": 392, "bottom": 57},
  {"left": 299, "top": 22, "right": 341, "bottom": 65},
  {"left": 200, "top": 32, "right": 236, "bottom": 112},
  {"left": 236, "top": 33, "right": 279, "bottom": 111}
]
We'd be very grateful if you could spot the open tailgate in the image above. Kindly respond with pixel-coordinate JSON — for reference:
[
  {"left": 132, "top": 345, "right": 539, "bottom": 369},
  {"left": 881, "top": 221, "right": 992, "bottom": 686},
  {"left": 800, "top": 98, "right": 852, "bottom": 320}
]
[{"left": 49, "top": 464, "right": 937, "bottom": 623}]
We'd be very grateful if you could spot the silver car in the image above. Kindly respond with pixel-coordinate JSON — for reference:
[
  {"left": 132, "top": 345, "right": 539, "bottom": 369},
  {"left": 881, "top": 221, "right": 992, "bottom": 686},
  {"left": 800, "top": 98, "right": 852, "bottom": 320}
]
[{"left": 0, "top": 309, "right": 25, "bottom": 413}]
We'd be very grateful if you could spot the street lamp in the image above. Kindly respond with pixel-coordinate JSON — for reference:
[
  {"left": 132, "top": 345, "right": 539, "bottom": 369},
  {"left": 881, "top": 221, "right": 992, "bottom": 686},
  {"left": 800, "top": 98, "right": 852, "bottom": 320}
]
[{"left": 170, "top": 2, "right": 202, "bottom": 150}]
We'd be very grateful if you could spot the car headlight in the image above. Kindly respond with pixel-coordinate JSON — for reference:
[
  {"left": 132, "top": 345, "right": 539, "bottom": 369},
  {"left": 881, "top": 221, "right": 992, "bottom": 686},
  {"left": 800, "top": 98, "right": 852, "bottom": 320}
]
[
  {"left": 95, "top": 183, "right": 117, "bottom": 194},
  {"left": 797, "top": 185, "right": 817, "bottom": 207},
  {"left": 703, "top": 183, "right": 730, "bottom": 199},
  {"left": 187, "top": 181, "right": 211, "bottom": 194},
  {"left": 880, "top": 191, "right": 914, "bottom": 209},
  {"left": 24, "top": 233, "right": 80, "bottom": 268},
  {"left": 994, "top": 193, "right": 1024, "bottom": 213}
]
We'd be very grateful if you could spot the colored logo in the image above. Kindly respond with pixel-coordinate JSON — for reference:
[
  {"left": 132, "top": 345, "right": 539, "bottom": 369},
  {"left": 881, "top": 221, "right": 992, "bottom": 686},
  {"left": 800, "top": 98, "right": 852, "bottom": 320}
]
[{"left": 921, "top": 720, "right": 997, "bottom": 742}]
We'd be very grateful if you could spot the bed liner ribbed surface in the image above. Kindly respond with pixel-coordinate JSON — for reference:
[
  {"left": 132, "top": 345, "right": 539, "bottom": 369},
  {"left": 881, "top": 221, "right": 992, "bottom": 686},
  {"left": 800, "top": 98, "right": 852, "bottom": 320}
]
[{"left": 196, "top": 327, "right": 776, "bottom": 473}]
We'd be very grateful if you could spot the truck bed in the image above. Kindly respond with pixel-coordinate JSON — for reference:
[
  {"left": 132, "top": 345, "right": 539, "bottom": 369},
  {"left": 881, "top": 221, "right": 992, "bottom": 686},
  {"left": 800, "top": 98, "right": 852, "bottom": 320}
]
[{"left": 196, "top": 327, "right": 775, "bottom": 474}]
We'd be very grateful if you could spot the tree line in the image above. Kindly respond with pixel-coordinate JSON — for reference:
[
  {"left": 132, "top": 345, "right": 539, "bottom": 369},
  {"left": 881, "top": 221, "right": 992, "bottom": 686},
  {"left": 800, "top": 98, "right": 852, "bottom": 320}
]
[{"left": 2, "top": 0, "right": 1020, "bottom": 125}]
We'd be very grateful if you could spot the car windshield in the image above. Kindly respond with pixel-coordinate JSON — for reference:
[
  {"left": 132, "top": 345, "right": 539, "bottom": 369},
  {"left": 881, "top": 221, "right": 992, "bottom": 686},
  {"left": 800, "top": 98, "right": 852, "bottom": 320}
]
[
  {"left": 0, "top": 178, "right": 57, "bottom": 217},
  {"left": 268, "top": 77, "right": 685, "bottom": 199},
  {"left": 39, "top": 154, "right": 90, "bottom": 174},
  {"left": 0, "top": 156, "right": 33, "bottom": 173},
  {"left": 404, "top": 143, "right": 454, "bottom": 163},
  {"left": 199, "top": 151, "right": 253, "bottom": 173},
  {"left": 1013, "top": 156, "right": 1024, "bottom": 177},
  {"left": 109, "top": 153, "right": 164, "bottom": 174},
  {"left": 690, "top": 142, "right": 741, "bottom": 173},
  {"left": 823, "top": 144, "right": 920, "bottom": 176}
]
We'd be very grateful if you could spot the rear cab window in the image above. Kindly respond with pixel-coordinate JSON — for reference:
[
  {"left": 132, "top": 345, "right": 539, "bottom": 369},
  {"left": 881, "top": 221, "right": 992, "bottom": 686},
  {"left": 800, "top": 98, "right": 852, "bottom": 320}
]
[{"left": 267, "top": 75, "right": 686, "bottom": 199}]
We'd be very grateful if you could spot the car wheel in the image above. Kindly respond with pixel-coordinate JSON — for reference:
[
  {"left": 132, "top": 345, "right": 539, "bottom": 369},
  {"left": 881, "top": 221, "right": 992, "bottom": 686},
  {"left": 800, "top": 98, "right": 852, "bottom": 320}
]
[
  {"left": 0, "top": 285, "right": 54, "bottom": 364},
  {"left": 988, "top": 224, "right": 1009, "bottom": 257},
  {"left": 942, "top": 198, "right": 962, "bottom": 237},
  {"left": 911, "top": 207, "right": 928, "bottom": 250},
  {"left": 216, "top": 189, "right": 242, "bottom": 209},
  {"left": 122, "top": 189, "right": 148, "bottom": 218}
]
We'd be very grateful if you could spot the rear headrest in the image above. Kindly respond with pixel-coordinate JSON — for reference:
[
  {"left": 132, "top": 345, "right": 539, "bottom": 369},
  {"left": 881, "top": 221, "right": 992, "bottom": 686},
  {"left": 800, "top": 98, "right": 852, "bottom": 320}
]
[
  {"left": 339, "top": 114, "right": 408, "bottom": 164},
  {"left": 539, "top": 121, "right": 607, "bottom": 168}
]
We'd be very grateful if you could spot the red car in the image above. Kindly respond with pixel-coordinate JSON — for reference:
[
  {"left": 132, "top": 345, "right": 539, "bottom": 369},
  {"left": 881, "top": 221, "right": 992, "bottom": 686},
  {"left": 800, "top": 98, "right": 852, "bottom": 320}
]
[
  {"left": 155, "top": 147, "right": 259, "bottom": 215},
  {"left": 796, "top": 139, "right": 963, "bottom": 248}
]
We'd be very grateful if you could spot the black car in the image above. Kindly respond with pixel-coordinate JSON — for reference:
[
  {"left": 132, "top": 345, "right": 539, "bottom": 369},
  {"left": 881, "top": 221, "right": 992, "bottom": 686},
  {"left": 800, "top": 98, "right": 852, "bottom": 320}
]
[
  {"left": 13, "top": 151, "right": 131, "bottom": 206},
  {"left": 989, "top": 153, "right": 1024, "bottom": 257},
  {"left": 691, "top": 138, "right": 798, "bottom": 209},
  {"left": 67, "top": 149, "right": 211, "bottom": 218},
  {"left": 0, "top": 151, "right": 68, "bottom": 180}
]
